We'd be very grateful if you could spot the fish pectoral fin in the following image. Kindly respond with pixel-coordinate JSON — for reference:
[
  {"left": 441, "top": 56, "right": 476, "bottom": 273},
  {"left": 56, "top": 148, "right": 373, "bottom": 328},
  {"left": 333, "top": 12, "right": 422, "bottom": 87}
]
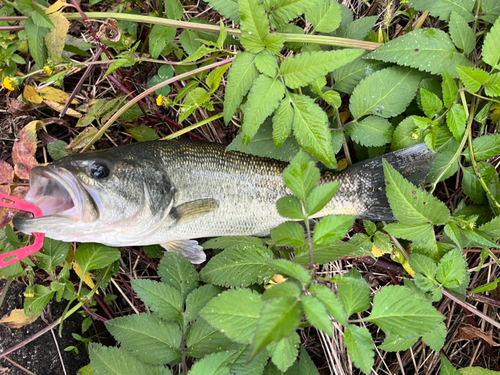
[
  {"left": 170, "top": 198, "right": 219, "bottom": 224},
  {"left": 161, "top": 240, "right": 206, "bottom": 264}
]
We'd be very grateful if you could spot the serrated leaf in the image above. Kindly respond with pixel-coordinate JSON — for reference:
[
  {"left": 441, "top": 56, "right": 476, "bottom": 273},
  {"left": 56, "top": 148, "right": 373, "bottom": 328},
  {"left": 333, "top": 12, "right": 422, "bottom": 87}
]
[
  {"left": 268, "top": 0, "right": 324, "bottom": 29},
  {"left": 268, "top": 259, "right": 311, "bottom": 284},
  {"left": 426, "top": 150, "right": 459, "bottom": 183},
  {"left": 243, "top": 75, "right": 286, "bottom": 144},
  {"left": 440, "top": 354, "right": 461, "bottom": 375},
  {"left": 337, "top": 15, "right": 377, "bottom": 40},
  {"left": 200, "top": 288, "right": 263, "bottom": 344},
  {"left": 391, "top": 117, "right": 423, "bottom": 151},
  {"left": 239, "top": 0, "right": 269, "bottom": 53},
  {"left": 283, "top": 149, "right": 319, "bottom": 202},
  {"left": 24, "top": 285, "right": 54, "bottom": 316},
  {"left": 336, "top": 269, "right": 371, "bottom": 317},
  {"left": 479, "top": 216, "right": 500, "bottom": 240},
  {"left": 184, "top": 284, "right": 222, "bottom": 324},
  {"left": 484, "top": 72, "right": 500, "bottom": 97},
  {"left": 443, "top": 72, "right": 459, "bottom": 108},
  {"left": 158, "top": 252, "right": 199, "bottom": 300},
  {"left": 255, "top": 50, "right": 278, "bottom": 77},
  {"left": 180, "top": 30, "right": 200, "bottom": 56},
  {"left": 345, "top": 116, "right": 393, "bottom": 147},
  {"left": 205, "top": 0, "right": 239, "bottom": 22},
  {"left": 456, "top": 66, "right": 489, "bottom": 93},
  {"left": 420, "top": 88, "right": 443, "bottom": 118},
  {"left": 75, "top": 243, "right": 120, "bottom": 279},
  {"left": 268, "top": 333, "right": 300, "bottom": 372},
  {"left": 206, "top": 64, "right": 231, "bottom": 93},
  {"left": 313, "top": 215, "right": 354, "bottom": 247},
  {"left": 366, "top": 286, "right": 444, "bottom": 338},
  {"left": 333, "top": 56, "right": 387, "bottom": 95},
  {"left": 164, "top": 0, "right": 183, "bottom": 19},
  {"left": 409, "top": 253, "right": 437, "bottom": 278},
  {"left": 301, "top": 295, "right": 332, "bottom": 336},
  {"left": 383, "top": 160, "right": 450, "bottom": 225},
  {"left": 344, "top": 324, "right": 374, "bottom": 374},
  {"left": 45, "top": 10, "right": 69, "bottom": 59},
  {"left": 224, "top": 52, "right": 260, "bottom": 124},
  {"left": 186, "top": 319, "right": 235, "bottom": 358},
  {"left": 251, "top": 297, "right": 302, "bottom": 357},
  {"left": 289, "top": 93, "right": 337, "bottom": 168},
  {"left": 105, "top": 314, "right": 181, "bottom": 365},
  {"left": 264, "top": 33, "right": 286, "bottom": 55},
  {"left": 306, "top": 182, "right": 340, "bottom": 216},
  {"left": 25, "top": 18, "right": 49, "bottom": 70},
  {"left": 131, "top": 280, "right": 183, "bottom": 322},
  {"left": 408, "top": 0, "right": 475, "bottom": 22},
  {"left": 280, "top": 49, "right": 364, "bottom": 89},
  {"left": 272, "top": 94, "right": 294, "bottom": 148},
  {"left": 379, "top": 335, "right": 418, "bottom": 352},
  {"left": 264, "top": 282, "right": 301, "bottom": 300},
  {"left": 446, "top": 103, "right": 466, "bottom": 141},
  {"left": 309, "top": 284, "right": 346, "bottom": 326},
  {"left": 384, "top": 222, "right": 434, "bottom": 242},
  {"left": 188, "top": 351, "right": 238, "bottom": 375},
  {"left": 149, "top": 25, "right": 176, "bottom": 59},
  {"left": 349, "top": 66, "right": 421, "bottom": 120},
  {"left": 482, "top": 15, "right": 500, "bottom": 70},
  {"left": 277, "top": 195, "right": 305, "bottom": 220},
  {"left": 422, "top": 321, "right": 446, "bottom": 351},
  {"left": 200, "top": 244, "right": 273, "bottom": 287},
  {"left": 286, "top": 347, "right": 320, "bottom": 375},
  {"left": 306, "top": 0, "right": 341, "bottom": 33},
  {"left": 465, "top": 134, "right": 500, "bottom": 162},
  {"left": 449, "top": 11, "right": 475, "bottom": 54},
  {"left": 271, "top": 222, "right": 305, "bottom": 246},
  {"left": 366, "top": 28, "right": 473, "bottom": 78},
  {"left": 294, "top": 240, "right": 369, "bottom": 266},
  {"left": 202, "top": 236, "right": 263, "bottom": 250},
  {"left": 444, "top": 222, "right": 463, "bottom": 249},
  {"left": 36, "top": 238, "right": 69, "bottom": 272}
]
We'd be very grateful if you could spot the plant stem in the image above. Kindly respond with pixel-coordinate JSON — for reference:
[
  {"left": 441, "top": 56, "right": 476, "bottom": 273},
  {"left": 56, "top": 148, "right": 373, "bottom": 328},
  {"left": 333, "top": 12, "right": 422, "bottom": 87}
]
[{"left": 161, "top": 113, "right": 224, "bottom": 140}]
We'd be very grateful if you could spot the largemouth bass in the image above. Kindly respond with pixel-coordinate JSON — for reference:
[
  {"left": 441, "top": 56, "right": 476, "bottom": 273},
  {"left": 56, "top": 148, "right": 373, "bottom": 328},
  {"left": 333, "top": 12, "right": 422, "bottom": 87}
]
[{"left": 14, "top": 141, "right": 435, "bottom": 263}]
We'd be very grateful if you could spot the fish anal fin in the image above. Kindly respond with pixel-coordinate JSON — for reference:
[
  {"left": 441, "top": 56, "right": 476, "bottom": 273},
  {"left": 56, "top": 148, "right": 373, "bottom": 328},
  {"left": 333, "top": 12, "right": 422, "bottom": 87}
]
[
  {"left": 161, "top": 240, "right": 206, "bottom": 264},
  {"left": 171, "top": 198, "right": 219, "bottom": 224}
]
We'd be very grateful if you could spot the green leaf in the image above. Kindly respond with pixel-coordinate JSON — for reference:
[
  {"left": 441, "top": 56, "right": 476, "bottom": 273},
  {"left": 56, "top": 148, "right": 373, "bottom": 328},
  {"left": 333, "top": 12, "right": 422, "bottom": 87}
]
[
  {"left": 268, "top": 259, "right": 311, "bottom": 284},
  {"left": 264, "top": 34, "right": 286, "bottom": 55},
  {"left": 366, "top": 286, "right": 444, "bottom": 338},
  {"left": 179, "top": 30, "right": 201, "bottom": 57},
  {"left": 479, "top": 216, "right": 500, "bottom": 240},
  {"left": 251, "top": 297, "right": 302, "bottom": 357},
  {"left": 309, "top": 284, "right": 346, "bottom": 326},
  {"left": 385, "top": 222, "right": 433, "bottom": 243},
  {"left": 484, "top": 73, "right": 500, "bottom": 97},
  {"left": 268, "top": 0, "right": 324, "bottom": 29},
  {"left": 158, "top": 252, "right": 199, "bottom": 300},
  {"left": 184, "top": 284, "right": 222, "bottom": 324},
  {"left": 25, "top": 18, "right": 49, "bottom": 68},
  {"left": 31, "top": 6, "right": 54, "bottom": 29},
  {"left": 271, "top": 222, "right": 305, "bottom": 246},
  {"left": 335, "top": 269, "right": 371, "bottom": 317},
  {"left": 188, "top": 351, "right": 238, "bottom": 375},
  {"left": 409, "top": 253, "right": 437, "bottom": 278},
  {"left": 206, "top": 64, "right": 231, "bottom": 93},
  {"left": 456, "top": 66, "right": 489, "bottom": 93},
  {"left": 186, "top": 319, "right": 235, "bottom": 358},
  {"left": 440, "top": 354, "right": 461, "bottom": 375},
  {"left": 422, "top": 321, "right": 446, "bottom": 351},
  {"left": 482, "top": 15, "right": 500, "bottom": 70},
  {"left": 333, "top": 56, "right": 387, "bottom": 95},
  {"left": 464, "top": 228, "right": 500, "bottom": 249},
  {"left": 481, "top": 0, "right": 500, "bottom": 23},
  {"left": 239, "top": 0, "right": 270, "bottom": 53},
  {"left": 131, "top": 280, "right": 183, "bottom": 322},
  {"left": 255, "top": 50, "right": 278, "bottom": 77},
  {"left": 366, "top": 28, "right": 473, "bottom": 78},
  {"left": 345, "top": 116, "right": 393, "bottom": 147},
  {"left": 180, "top": 87, "right": 211, "bottom": 122},
  {"left": 391, "top": 117, "right": 423, "bottom": 151},
  {"left": 445, "top": 222, "right": 463, "bottom": 249},
  {"left": 149, "top": 25, "right": 176, "bottom": 59},
  {"left": 443, "top": 72, "right": 459, "bottom": 108},
  {"left": 465, "top": 134, "right": 500, "bottom": 161},
  {"left": 306, "top": 0, "right": 341, "bottom": 33},
  {"left": 283, "top": 149, "right": 319, "bottom": 203},
  {"left": 128, "top": 126, "right": 160, "bottom": 142},
  {"left": 76, "top": 243, "right": 120, "bottom": 278},
  {"left": 446, "top": 103, "right": 466, "bottom": 141},
  {"left": 164, "top": 0, "right": 183, "bottom": 19},
  {"left": 24, "top": 285, "right": 55, "bottom": 316},
  {"left": 242, "top": 75, "right": 286, "bottom": 144},
  {"left": 344, "top": 324, "right": 374, "bottom": 374},
  {"left": 470, "top": 278, "right": 500, "bottom": 294},
  {"left": 277, "top": 195, "right": 305, "bottom": 220},
  {"left": 36, "top": 238, "right": 69, "bottom": 272},
  {"left": 337, "top": 15, "right": 377, "bottom": 40},
  {"left": 383, "top": 160, "right": 450, "bottom": 225},
  {"left": 202, "top": 236, "right": 263, "bottom": 249},
  {"left": 426, "top": 150, "right": 459, "bottom": 183},
  {"left": 228, "top": 345, "right": 269, "bottom": 375},
  {"left": 200, "top": 288, "right": 263, "bottom": 344},
  {"left": 89, "top": 344, "right": 173, "bottom": 375},
  {"left": 420, "top": 88, "right": 443, "bottom": 118},
  {"left": 268, "top": 333, "right": 300, "bottom": 372},
  {"left": 263, "top": 282, "right": 301, "bottom": 300},
  {"left": 349, "top": 66, "right": 421, "bottom": 120},
  {"left": 200, "top": 244, "right": 273, "bottom": 287},
  {"left": 289, "top": 93, "right": 337, "bottom": 168},
  {"left": 294, "top": 240, "right": 369, "bottom": 266},
  {"left": 280, "top": 50, "right": 363, "bottom": 89},
  {"left": 379, "top": 335, "right": 418, "bottom": 352},
  {"left": 105, "top": 314, "right": 181, "bottom": 365},
  {"left": 301, "top": 295, "right": 332, "bottom": 336},
  {"left": 205, "top": 0, "right": 239, "bottom": 23},
  {"left": 449, "top": 11, "right": 475, "bottom": 54},
  {"left": 407, "top": 0, "right": 474, "bottom": 22},
  {"left": 306, "top": 182, "right": 340, "bottom": 216},
  {"left": 313, "top": 215, "right": 354, "bottom": 247}
]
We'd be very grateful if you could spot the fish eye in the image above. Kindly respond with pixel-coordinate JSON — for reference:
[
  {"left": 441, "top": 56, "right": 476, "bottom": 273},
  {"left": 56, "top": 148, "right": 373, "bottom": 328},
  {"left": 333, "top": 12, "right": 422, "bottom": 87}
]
[{"left": 90, "top": 163, "right": 110, "bottom": 179}]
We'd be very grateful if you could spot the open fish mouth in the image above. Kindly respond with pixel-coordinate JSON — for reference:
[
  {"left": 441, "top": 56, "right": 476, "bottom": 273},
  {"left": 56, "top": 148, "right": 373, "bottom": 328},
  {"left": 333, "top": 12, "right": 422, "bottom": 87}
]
[{"left": 14, "top": 166, "right": 99, "bottom": 233}]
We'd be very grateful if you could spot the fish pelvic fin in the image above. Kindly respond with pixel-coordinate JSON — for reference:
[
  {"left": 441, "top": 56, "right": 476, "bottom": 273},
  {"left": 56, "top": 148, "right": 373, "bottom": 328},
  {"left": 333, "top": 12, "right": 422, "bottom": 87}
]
[
  {"left": 170, "top": 198, "right": 219, "bottom": 224},
  {"left": 161, "top": 240, "right": 206, "bottom": 264}
]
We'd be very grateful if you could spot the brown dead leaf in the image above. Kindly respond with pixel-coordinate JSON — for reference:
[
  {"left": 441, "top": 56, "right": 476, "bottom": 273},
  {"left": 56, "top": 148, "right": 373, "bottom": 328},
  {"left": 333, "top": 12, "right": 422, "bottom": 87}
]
[
  {"left": 7, "top": 97, "right": 36, "bottom": 115},
  {"left": 38, "top": 86, "right": 78, "bottom": 104},
  {"left": 45, "top": 10, "right": 70, "bottom": 60},
  {"left": 23, "top": 86, "right": 43, "bottom": 104},
  {"left": 455, "top": 324, "right": 500, "bottom": 346},
  {"left": 12, "top": 121, "right": 40, "bottom": 180},
  {"left": 44, "top": 99, "right": 82, "bottom": 118},
  {"left": 97, "top": 18, "right": 121, "bottom": 42},
  {"left": 0, "top": 309, "right": 41, "bottom": 328}
]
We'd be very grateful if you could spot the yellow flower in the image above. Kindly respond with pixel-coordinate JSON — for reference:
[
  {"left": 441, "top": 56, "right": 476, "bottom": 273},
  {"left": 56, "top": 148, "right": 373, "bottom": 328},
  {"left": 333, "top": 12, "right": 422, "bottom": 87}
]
[
  {"left": 156, "top": 94, "right": 164, "bottom": 106},
  {"left": 43, "top": 65, "right": 53, "bottom": 76},
  {"left": 3, "top": 76, "right": 15, "bottom": 91}
]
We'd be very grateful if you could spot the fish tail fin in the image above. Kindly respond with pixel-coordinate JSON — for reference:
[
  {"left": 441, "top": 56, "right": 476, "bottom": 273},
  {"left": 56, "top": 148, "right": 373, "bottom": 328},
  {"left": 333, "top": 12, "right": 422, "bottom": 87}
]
[{"left": 331, "top": 143, "right": 436, "bottom": 221}]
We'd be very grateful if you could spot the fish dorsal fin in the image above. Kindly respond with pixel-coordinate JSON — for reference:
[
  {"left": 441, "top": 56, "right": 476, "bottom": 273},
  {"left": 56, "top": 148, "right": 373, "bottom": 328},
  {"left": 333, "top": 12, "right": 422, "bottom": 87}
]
[
  {"left": 161, "top": 240, "right": 206, "bottom": 264},
  {"left": 170, "top": 199, "right": 219, "bottom": 224}
]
